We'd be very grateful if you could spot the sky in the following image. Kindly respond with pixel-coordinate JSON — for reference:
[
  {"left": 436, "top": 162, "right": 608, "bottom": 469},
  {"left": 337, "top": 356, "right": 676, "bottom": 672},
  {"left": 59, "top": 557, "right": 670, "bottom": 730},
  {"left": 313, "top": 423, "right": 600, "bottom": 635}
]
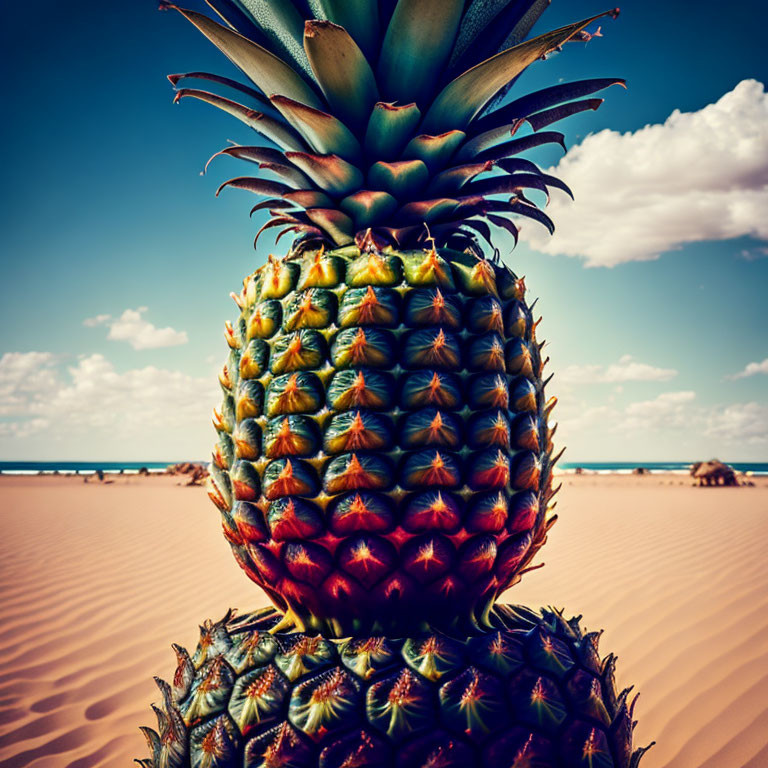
[{"left": 1, "top": 0, "right": 767, "bottom": 462}]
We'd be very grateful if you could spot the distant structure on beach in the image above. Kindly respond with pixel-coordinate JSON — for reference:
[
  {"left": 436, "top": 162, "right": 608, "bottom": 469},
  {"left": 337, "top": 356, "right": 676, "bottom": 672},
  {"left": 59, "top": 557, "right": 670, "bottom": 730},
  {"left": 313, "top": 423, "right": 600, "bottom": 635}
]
[{"left": 690, "top": 460, "right": 739, "bottom": 487}]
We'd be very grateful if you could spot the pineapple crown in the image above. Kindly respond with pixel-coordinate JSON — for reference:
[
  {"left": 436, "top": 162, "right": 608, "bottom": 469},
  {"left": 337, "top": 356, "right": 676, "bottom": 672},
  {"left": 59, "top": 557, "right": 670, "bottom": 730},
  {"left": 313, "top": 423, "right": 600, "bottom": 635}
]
[{"left": 163, "top": 0, "right": 622, "bottom": 254}]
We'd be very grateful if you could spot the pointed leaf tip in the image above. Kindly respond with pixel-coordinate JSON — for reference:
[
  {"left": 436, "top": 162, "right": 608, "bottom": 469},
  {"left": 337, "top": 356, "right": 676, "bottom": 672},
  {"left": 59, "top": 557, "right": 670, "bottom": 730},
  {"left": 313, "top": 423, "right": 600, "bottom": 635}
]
[
  {"left": 424, "top": 10, "right": 621, "bottom": 134},
  {"left": 167, "top": 5, "right": 323, "bottom": 110}
]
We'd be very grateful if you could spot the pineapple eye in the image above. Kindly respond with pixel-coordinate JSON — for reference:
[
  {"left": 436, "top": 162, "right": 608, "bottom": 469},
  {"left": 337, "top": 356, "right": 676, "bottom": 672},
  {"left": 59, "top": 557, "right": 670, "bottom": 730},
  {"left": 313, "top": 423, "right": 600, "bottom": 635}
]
[
  {"left": 338, "top": 286, "right": 400, "bottom": 328},
  {"left": 331, "top": 327, "right": 397, "bottom": 369},
  {"left": 403, "top": 288, "right": 462, "bottom": 328}
]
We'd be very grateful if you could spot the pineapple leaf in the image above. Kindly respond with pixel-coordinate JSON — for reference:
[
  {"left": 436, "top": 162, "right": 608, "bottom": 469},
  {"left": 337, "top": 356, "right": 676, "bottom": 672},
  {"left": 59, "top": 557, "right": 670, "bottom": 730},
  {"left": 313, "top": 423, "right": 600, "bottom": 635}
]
[
  {"left": 377, "top": 0, "right": 464, "bottom": 108},
  {"left": 402, "top": 131, "right": 466, "bottom": 171},
  {"left": 427, "top": 162, "right": 494, "bottom": 195},
  {"left": 495, "top": 157, "right": 545, "bottom": 176},
  {"left": 397, "top": 198, "right": 460, "bottom": 225},
  {"left": 464, "top": 173, "right": 556, "bottom": 203},
  {"left": 204, "top": 146, "right": 314, "bottom": 189},
  {"left": 285, "top": 152, "right": 364, "bottom": 196},
  {"left": 476, "top": 131, "right": 566, "bottom": 162},
  {"left": 457, "top": 118, "right": 526, "bottom": 160},
  {"left": 368, "top": 160, "right": 429, "bottom": 199},
  {"left": 449, "top": 0, "right": 548, "bottom": 76},
  {"left": 284, "top": 190, "right": 336, "bottom": 208},
  {"left": 215, "top": 176, "right": 294, "bottom": 198},
  {"left": 306, "top": 208, "right": 355, "bottom": 244},
  {"left": 450, "top": 0, "right": 516, "bottom": 68},
  {"left": 202, "top": 0, "right": 268, "bottom": 43},
  {"left": 270, "top": 96, "right": 362, "bottom": 162},
  {"left": 508, "top": 198, "right": 555, "bottom": 233},
  {"left": 461, "top": 218, "right": 493, "bottom": 246},
  {"left": 472, "top": 77, "right": 626, "bottom": 135},
  {"left": 173, "top": 89, "right": 307, "bottom": 152},
  {"left": 487, "top": 212, "right": 519, "bottom": 244},
  {"left": 256, "top": 216, "right": 321, "bottom": 246},
  {"left": 526, "top": 98, "right": 604, "bottom": 131},
  {"left": 304, "top": 21, "right": 379, "bottom": 132},
  {"left": 168, "top": 5, "right": 323, "bottom": 111},
  {"left": 236, "top": 0, "right": 312, "bottom": 79},
  {"left": 205, "top": 144, "right": 284, "bottom": 173},
  {"left": 306, "top": 0, "right": 380, "bottom": 60},
  {"left": 423, "top": 11, "right": 615, "bottom": 133},
  {"left": 340, "top": 190, "right": 398, "bottom": 228},
  {"left": 364, "top": 102, "right": 421, "bottom": 161},
  {"left": 168, "top": 71, "right": 271, "bottom": 109},
  {"left": 250, "top": 197, "right": 295, "bottom": 215},
  {"left": 482, "top": 0, "right": 562, "bottom": 112},
  {"left": 498, "top": 0, "right": 552, "bottom": 48}
]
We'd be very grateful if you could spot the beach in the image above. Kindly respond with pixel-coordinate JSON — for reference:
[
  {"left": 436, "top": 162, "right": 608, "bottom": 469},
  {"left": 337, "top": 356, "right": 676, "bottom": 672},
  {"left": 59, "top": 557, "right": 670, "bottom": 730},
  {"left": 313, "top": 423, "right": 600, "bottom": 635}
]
[{"left": 0, "top": 472, "right": 766, "bottom": 768}]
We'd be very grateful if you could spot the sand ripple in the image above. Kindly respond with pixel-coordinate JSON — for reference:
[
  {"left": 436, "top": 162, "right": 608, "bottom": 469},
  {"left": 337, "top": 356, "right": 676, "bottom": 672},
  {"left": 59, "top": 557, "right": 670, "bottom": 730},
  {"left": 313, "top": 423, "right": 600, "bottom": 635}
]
[{"left": 0, "top": 474, "right": 766, "bottom": 766}]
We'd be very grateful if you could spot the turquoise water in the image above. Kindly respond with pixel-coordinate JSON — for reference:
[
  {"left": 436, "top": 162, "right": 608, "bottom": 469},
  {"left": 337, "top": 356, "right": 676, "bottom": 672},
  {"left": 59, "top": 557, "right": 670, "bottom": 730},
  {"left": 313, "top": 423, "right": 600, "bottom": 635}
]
[{"left": 1, "top": 460, "right": 766, "bottom": 475}]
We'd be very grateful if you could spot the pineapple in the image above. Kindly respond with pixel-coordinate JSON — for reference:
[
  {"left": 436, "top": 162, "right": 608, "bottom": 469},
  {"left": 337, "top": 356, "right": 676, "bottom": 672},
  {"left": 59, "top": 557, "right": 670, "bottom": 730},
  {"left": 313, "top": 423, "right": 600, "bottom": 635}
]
[
  {"left": 141, "top": 2, "right": 650, "bottom": 766},
  {"left": 162, "top": 0, "right": 624, "bottom": 636},
  {"left": 139, "top": 605, "right": 650, "bottom": 768},
  {"left": 211, "top": 244, "right": 559, "bottom": 636}
]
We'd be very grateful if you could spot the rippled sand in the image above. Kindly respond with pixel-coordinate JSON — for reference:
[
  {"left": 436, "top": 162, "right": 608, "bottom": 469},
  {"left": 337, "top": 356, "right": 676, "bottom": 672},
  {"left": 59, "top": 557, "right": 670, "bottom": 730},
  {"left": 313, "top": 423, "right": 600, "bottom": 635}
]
[{"left": 0, "top": 472, "right": 766, "bottom": 767}]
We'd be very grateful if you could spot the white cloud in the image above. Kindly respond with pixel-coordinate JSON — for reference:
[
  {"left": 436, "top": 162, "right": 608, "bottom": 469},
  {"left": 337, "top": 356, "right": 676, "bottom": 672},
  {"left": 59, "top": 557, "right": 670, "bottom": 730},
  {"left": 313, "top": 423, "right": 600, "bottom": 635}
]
[
  {"left": 704, "top": 402, "right": 768, "bottom": 444},
  {"left": 83, "top": 313, "right": 111, "bottom": 328},
  {"left": 0, "top": 352, "right": 59, "bottom": 416},
  {"left": 523, "top": 79, "right": 768, "bottom": 266},
  {"left": 560, "top": 355, "right": 677, "bottom": 384},
  {"left": 620, "top": 390, "right": 697, "bottom": 431},
  {"left": 729, "top": 358, "right": 768, "bottom": 379},
  {"left": 557, "top": 389, "right": 767, "bottom": 459},
  {"left": 0, "top": 352, "right": 219, "bottom": 458},
  {"left": 84, "top": 307, "right": 188, "bottom": 350}
]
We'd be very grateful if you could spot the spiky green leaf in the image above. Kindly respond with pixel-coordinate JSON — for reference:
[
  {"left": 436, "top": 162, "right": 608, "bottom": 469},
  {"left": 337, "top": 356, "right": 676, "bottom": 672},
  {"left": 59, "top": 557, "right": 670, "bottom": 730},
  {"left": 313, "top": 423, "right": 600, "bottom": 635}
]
[
  {"left": 271, "top": 96, "right": 362, "bottom": 161},
  {"left": 307, "top": 0, "right": 380, "bottom": 59},
  {"left": 236, "top": 0, "right": 312, "bottom": 77},
  {"left": 402, "top": 131, "right": 466, "bottom": 170},
  {"left": 423, "top": 12, "right": 613, "bottom": 133},
  {"left": 377, "top": 0, "right": 464, "bottom": 107},
  {"left": 364, "top": 102, "right": 421, "bottom": 160},
  {"left": 204, "top": 145, "right": 314, "bottom": 188},
  {"left": 173, "top": 89, "right": 307, "bottom": 152},
  {"left": 285, "top": 152, "right": 364, "bottom": 195},
  {"left": 306, "top": 208, "right": 355, "bottom": 244},
  {"left": 340, "top": 190, "right": 398, "bottom": 227},
  {"left": 368, "top": 160, "right": 428, "bottom": 198},
  {"left": 169, "top": 6, "right": 322, "bottom": 109},
  {"left": 304, "top": 21, "right": 379, "bottom": 132}
]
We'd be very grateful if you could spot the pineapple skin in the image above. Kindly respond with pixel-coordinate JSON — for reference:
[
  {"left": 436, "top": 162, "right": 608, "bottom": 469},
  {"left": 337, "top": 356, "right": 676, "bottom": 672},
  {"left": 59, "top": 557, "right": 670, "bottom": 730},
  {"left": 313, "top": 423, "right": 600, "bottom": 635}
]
[
  {"left": 208, "top": 244, "right": 558, "bottom": 637},
  {"left": 139, "top": 605, "right": 646, "bottom": 768}
]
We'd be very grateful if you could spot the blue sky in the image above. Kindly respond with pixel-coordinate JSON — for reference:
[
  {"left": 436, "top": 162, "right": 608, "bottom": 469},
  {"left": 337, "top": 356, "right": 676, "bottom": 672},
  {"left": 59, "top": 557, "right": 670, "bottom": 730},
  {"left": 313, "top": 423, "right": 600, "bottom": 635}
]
[{"left": 1, "top": 0, "right": 766, "bottom": 461}]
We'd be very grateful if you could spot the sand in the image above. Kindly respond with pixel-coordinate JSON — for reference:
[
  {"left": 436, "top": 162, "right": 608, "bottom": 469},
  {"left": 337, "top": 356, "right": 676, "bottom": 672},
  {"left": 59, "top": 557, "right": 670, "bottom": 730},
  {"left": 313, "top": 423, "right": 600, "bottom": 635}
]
[{"left": 0, "top": 472, "right": 766, "bottom": 767}]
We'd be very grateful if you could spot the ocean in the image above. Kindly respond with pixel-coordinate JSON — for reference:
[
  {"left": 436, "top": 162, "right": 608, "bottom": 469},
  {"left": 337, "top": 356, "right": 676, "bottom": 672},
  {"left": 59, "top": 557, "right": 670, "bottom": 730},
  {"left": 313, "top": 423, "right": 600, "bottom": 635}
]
[{"left": 1, "top": 460, "right": 766, "bottom": 476}]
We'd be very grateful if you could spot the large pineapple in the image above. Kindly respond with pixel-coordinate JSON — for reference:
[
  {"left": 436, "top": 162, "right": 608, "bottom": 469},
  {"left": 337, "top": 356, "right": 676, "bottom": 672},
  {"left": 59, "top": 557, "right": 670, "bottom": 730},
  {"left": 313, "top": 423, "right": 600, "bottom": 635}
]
[
  {"left": 139, "top": 605, "right": 650, "bottom": 768},
  {"left": 164, "top": 0, "right": 624, "bottom": 636},
  {"left": 141, "top": 2, "right": 649, "bottom": 766},
  {"left": 211, "top": 244, "right": 559, "bottom": 636}
]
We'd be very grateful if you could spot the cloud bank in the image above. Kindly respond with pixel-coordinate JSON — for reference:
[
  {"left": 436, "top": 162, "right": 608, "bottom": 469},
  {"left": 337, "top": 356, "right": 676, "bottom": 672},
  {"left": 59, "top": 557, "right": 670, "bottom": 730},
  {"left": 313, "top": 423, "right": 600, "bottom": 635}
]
[
  {"left": 0, "top": 351, "right": 218, "bottom": 457},
  {"left": 558, "top": 389, "right": 768, "bottom": 459},
  {"left": 729, "top": 358, "right": 768, "bottom": 379},
  {"left": 524, "top": 79, "right": 768, "bottom": 266},
  {"left": 84, "top": 307, "right": 188, "bottom": 350},
  {"left": 559, "top": 355, "right": 677, "bottom": 384}
]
